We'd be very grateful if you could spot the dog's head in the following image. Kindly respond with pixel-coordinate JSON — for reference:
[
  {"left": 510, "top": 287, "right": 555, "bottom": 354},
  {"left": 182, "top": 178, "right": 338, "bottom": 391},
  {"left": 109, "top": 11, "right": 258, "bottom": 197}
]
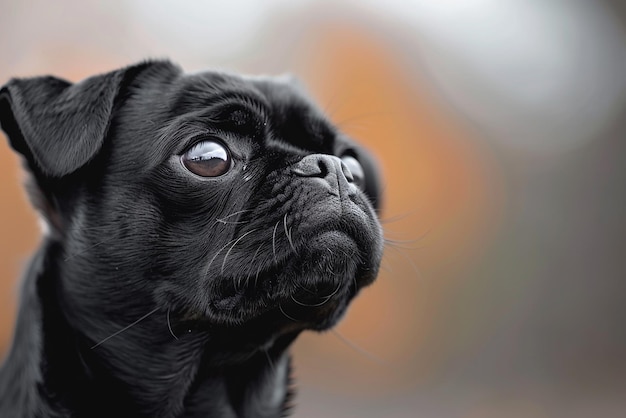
[{"left": 0, "top": 61, "right": 383, "bottom": 347}]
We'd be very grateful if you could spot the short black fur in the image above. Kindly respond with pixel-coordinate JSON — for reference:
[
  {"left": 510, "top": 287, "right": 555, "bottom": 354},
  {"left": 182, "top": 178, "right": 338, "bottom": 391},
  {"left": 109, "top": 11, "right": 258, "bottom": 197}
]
[{"left": 0, "top": 60, "right": 383, "bottom": 417}]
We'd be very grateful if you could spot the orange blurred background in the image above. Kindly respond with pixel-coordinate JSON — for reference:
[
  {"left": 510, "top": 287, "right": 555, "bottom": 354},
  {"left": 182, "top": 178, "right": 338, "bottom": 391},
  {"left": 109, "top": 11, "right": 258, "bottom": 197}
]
[{"left": 2, "top": 1, "right": 626, "bottom": 417}]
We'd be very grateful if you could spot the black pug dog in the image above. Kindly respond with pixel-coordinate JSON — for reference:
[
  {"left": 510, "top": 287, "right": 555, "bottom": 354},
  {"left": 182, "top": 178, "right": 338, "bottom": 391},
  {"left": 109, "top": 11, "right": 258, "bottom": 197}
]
[{"left": 0, "top": 60, "right": 383, "bottom": 417}]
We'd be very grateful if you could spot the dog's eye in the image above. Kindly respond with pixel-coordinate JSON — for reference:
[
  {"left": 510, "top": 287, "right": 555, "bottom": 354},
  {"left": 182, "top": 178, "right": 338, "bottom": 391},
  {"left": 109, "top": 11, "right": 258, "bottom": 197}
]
[
  {"left": 181, "top": 140, "right": 231, "bottom": 177},
  {"left": 341, "top": 155, "right": 365, "bottom": 190}
]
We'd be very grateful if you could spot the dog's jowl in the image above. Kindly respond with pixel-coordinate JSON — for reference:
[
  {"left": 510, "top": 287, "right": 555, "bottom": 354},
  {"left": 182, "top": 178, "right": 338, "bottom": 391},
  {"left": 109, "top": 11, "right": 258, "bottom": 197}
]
[{"left": 0, "top": 61, "right": 383, "bottom": 418}]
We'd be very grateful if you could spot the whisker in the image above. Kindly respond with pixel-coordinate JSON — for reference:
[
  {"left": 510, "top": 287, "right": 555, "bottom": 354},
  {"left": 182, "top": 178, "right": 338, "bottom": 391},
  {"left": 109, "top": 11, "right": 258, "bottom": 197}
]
[
  {"left": 91, "top": 307, "right": 159, "bottom": 349},
  {"left": 65, "top": 223, "right": 130, "bottom": 232},
  {"left": 278, "top": 303, "right": 299, "bottom": 322},
  {"left": 283, "top": 214, "right": 296, "bottom": 252},
  {"left": 383, "top": 239, "right": 424, "bottom": 252},
  {"left": 220, "top": 229, "right": 258, "bottom": 274},
  {"left": 296, "top": 283, "right": 317, "bottom": 295},
  {"left": 379, "top": 209, "right": 421, "bottom": 225},
  {"left": 215, "top": 209, "right": 252, "bottom": 224},
  {"left": 383, "top": 228, "right": 431, "bottom": 250},
  {"left": 167, "top": 308, "right": 179, "bottom": 340},
  {"left": 384, "top": 242, "right": 423, "bottom": 280},
  {"left": 272, "top": 220, "right": 281, "bottom": 264},
  {"left": 254, "top": 263, "right": 263, "bottom": 288},
  {"left": 323, "top": 283, "right": 342, "bottom": 299},
  {"left": 246, "top": 244, "right": 264, "bottom": 288},
  {"left": 330, "top": 329, "right": 389, "bottom": 367},
  {"left": 334, "top": 110, "right": 391, "bottom": 130},
  {"left": 379, "top": 259, "right": 394, "bottom": 274},
  {"left": 290, "top": 294, "right": 331, "bottom": 307},
  {"left": 292, "top": 282, "right": 343, "bottom": 306},
  {"left": 204, "top": 235, "right": 244, "bottom": 278},
  {"left": 263, "top": 349, "right": 276, "bottom": 375},
  {"left": 215, "top": 219, "right": 248, "bottom": 225},
  {"left": 321, "top": 86, "right": 342, "bottom": 120},
  {"left": 64, "top": 235, "right": 119, "bottom": 261}
]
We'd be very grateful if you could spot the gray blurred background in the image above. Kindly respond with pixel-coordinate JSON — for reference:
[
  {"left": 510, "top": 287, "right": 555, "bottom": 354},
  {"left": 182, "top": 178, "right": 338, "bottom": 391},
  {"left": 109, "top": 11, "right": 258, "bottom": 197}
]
[{"left": 1, "top": 0, "right": 625, "bottom": 416}]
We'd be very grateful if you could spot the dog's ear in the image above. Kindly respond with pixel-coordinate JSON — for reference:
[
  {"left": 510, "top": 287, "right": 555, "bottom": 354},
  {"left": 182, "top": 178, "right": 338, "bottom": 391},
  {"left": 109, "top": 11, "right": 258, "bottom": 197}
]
[{"left": 0, "top": 61, "right": 170, "bottom": 177}]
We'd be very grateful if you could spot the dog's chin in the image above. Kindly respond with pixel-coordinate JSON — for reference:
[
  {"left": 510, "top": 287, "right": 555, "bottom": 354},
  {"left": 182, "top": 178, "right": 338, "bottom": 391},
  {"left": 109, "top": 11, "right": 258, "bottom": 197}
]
[{"left": 190, "top": 229, "right": 380, "bottom": 333}]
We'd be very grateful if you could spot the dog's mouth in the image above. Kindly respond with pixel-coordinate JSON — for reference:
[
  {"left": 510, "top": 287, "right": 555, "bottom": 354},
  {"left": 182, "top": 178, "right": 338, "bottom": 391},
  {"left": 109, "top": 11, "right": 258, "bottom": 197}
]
[{"left": 171, "top": 223, "right": 381, "bottom": 334}]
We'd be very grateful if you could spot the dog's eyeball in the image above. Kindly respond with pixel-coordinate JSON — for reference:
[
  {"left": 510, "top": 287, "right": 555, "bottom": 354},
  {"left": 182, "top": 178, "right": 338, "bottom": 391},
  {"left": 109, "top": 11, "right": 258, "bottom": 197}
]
[
  {"left": 341, "top": 155, "right": 365, "bottom": 190},
  {"left": 181, "top": 140, "right": 231, "bottom": 177}
]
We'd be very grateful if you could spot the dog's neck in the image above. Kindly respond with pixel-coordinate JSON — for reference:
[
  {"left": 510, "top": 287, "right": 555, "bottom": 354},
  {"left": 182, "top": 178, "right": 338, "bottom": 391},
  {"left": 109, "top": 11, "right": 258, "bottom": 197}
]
[{"left": 0, "top": 240, "right": 295, "bottom": 418}]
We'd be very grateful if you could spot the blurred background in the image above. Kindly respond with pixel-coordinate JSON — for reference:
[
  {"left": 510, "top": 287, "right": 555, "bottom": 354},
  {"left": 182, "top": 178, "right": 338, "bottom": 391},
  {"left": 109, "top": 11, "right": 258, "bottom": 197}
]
[{"left": 1, "top": 0, "right": 626, "bottom": 416}]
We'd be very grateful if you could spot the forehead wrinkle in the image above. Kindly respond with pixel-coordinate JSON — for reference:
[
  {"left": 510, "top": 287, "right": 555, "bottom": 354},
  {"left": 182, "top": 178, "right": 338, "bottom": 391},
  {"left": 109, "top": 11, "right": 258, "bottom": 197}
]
[
  {"left": 207, "top": 95, "right": 270, "bottom": 140},
  {"left": 170, "top": 82, "right": 270, "bottom": 129},
  {"left": 174, "top": 71, "right": 271, "bottom": 116},
  {"left": 156, "top": 112, "right": 212, "bottom": 159},
  {"left": 210, "top": 91, "right": 270, "bottom": 119}
]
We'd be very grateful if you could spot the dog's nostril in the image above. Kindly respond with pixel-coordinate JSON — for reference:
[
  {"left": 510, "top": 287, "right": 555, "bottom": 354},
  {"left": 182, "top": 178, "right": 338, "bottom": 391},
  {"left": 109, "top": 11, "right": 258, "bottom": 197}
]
[
  {"left": 292, "top": 154, "right": 336, "bottom": 179},
  {"left": 316, "top": 158, "right": 329, "bottom": 178}
]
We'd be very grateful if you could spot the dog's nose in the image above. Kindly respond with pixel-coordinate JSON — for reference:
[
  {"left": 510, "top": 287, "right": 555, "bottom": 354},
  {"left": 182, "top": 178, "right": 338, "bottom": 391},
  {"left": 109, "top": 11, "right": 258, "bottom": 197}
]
[{"left": 292, "top": 154, "right": 354, "bottom": 185}]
